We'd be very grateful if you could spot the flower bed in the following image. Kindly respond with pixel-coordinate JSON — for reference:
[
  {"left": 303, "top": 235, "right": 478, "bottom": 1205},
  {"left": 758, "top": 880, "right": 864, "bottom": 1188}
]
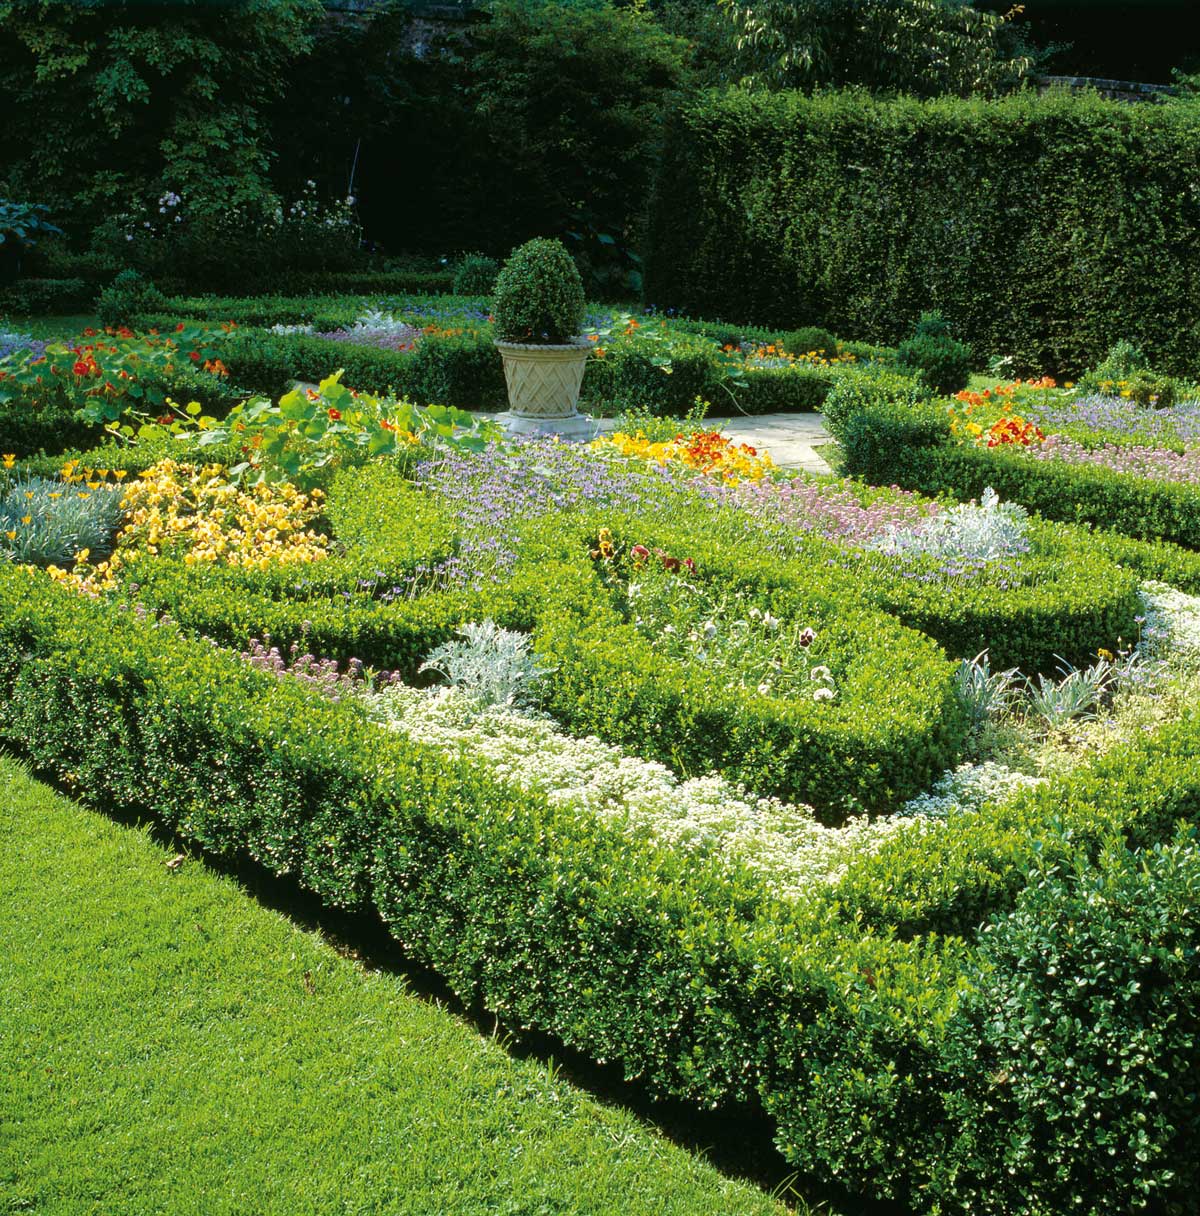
[
  {"left": 841, "top": 387, "right": 1200, "bottom": 550},
  {"left": 2, "top": 490, "right": 1198, "bottom": 1213},
  {"left": 3, "top": 322, "right": 1195, "bottom": 1213},
  {"left": 143, "top": 294, "right": 896, "bottom": 416},
  {"left": 0, "top": 323, "right": 248, "bottom": 457}
]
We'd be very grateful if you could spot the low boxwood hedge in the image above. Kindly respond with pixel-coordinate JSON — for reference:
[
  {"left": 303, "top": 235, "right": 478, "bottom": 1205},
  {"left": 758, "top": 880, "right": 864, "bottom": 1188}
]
[
  {"left": 0, "top": 560, "right": 972, "bottom": 1206},
  {"left": 649, "top": 509, "right": 1140, "bottom": 674},
  {"left": 127, "top": 552, "right": 966, "bottom": 815},
  {"left": 2, "top": 557, "right": 1197, "bottom": 1214},
  {"left": 841, "top": 400, "right": 1200, "bottom": 550},
  {"left": 0, "top": 276, "right": 93, "bottom": 315},
  {"left": 831, "top": 710, "right": 1200, "bottom": 941}
]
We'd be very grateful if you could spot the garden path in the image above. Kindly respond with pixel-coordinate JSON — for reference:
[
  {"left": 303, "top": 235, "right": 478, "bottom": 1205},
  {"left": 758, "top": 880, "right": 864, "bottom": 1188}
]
[
  {"left": 485, "top": 411, "right": 834, "bottom": 474},
  {"left": 291, "top": 379, "right": 834, "bottom": 476}
]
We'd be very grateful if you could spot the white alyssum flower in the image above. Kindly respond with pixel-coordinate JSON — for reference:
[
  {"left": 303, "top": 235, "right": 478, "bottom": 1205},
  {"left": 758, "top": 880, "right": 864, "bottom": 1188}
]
[
  {"left": 365, "top": 685, "right": 917, "bottom": 900},
  {"left": 899, "top": 761, "right": 1046, "bottom": 819},
  {"left": 1137, "top": 581, "right": 1200, "bottom": 661}
]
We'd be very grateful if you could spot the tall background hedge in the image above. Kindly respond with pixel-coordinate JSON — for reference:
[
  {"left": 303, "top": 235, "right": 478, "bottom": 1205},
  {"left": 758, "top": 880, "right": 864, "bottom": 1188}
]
[{"left": 643, "top": 89, "right": 1200, "bottom": 375}]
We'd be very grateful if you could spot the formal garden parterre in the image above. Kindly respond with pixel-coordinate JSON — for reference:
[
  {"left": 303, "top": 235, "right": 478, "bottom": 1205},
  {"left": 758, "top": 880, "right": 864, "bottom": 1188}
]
[
  {"left": 4, "top": 14, "right": 1200, "bottom": 1204},
  {"left": 3, "top": 269, "right": 1200, "bottom": 1214}
]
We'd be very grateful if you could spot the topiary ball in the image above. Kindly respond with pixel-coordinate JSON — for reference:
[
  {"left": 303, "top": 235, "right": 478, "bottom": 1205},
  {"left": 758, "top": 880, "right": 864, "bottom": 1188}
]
[
  {"left": 780, "top": 326, "right": 838, "bottom": 358},
  {"left": 896, "top": 332, "right": 972, "bottom": 396},
  {"left": 453, "top": 252, "right": 499, "bottom": 297},
  {"left": 493, "top": 238, "right": 586, "bottom": 345}
]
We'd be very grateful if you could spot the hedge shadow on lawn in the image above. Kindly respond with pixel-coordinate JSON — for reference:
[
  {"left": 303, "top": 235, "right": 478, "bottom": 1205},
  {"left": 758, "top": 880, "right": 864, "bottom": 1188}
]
[{"left": 14, "top": 749, "right": 840, "bottom": 1211}]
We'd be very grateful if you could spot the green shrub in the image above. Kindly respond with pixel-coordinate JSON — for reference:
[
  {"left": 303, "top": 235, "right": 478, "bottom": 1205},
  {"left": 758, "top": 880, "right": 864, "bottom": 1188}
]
[
  {"left": 932, "top": 831, "right": 1200, "bottom": 1216},
  {"left": 282, "top": 270, "right": 455, "bottom": 297},
  {"left": 590, "top": 336, "right": 720, "bottom": 414},
  {"left": 664, "top": 511, "right": 1139, "bottom": 676},
  {"left": 820, "top": 364, "right": 927, "bottom": 441},
  {"left": 644, "top": 90, "right": 1200, "bottom": 375},
  {"left": 831, "top": 703, "right": 1200, "bottom": 942},
  {"left": 780, "top": 326, "right": 837, "bottom": 357},
  {"left": 452, "top": 253, "right": 499, "bottom": 296},
  {"left": 0, "top": 276, "right": 91, "bottom": 314},
  {"left": 493, "top": 238, "right": 586, "bottom": 344},
  {"left": 95, "top": 270, "right": 168, "bottom": 329},
  {"left": 896, "top": 329, "right": 972, "bottom": 395}
]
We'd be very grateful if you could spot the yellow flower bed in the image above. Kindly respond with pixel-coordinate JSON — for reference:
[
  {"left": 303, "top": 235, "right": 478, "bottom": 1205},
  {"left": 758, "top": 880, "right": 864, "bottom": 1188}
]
[
  {"left": 47, "top": 458, "right": 328, "bottom": 595},
  {"left": 595, "top": 430, "right": 776, "bottom": 485}
]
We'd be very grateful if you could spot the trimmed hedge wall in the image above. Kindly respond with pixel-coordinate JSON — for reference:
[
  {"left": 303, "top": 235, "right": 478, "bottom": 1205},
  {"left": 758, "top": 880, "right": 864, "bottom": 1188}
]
[
  {"left": 209, "top": 329, "right": 836, "bottom": 416},
  {"left": 644, "top": 89, "right": 1200, "bottom": 376},
  {"left": 840, "top": 401, "right": 1200, "bottom": 550},
  {"left": 0, "top": 277, "right": 94, "bottom": 315}
]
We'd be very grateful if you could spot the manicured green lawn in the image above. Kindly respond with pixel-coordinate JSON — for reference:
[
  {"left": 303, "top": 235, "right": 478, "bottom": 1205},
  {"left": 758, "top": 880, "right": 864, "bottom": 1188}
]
[{"left": 0, "top": 756, "right": 791, "bottom": 1216}]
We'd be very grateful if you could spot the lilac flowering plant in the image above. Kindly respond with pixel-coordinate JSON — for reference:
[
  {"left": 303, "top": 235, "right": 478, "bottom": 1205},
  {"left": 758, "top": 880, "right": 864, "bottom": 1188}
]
[
  {"left": 415, "top": 437, "right": 715, "bottom": 582},
  {"left": 1023, "top": 394, "right": 1200, "bottom": 451},
  {"left": 1024, "top": 434, "right": 1200, "bottom": 485},
  {"left": 0, "top": 331, "right": 46, "bottom": 363},
  {"left": 242, "top": 634, "right": 400, "bottom": 702}
]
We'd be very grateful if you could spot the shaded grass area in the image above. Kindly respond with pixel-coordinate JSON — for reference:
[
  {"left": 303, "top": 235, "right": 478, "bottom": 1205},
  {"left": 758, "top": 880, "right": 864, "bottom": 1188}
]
[{"left": 0, "top": 756, "right": 794, "bottom": 1216}]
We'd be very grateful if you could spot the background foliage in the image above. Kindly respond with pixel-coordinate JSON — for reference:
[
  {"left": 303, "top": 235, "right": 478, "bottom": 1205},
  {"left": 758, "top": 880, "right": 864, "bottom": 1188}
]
[
  {"left": 643, "top": 88, "right": 1200, "bottom": 374},
  {"left": 0, "top": 0, "right": 321, "bottom": 241}
]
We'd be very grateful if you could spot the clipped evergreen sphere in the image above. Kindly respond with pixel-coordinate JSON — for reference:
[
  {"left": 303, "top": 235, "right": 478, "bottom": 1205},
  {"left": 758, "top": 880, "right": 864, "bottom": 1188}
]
[{"left": 493, "top": 237, "right": 586, "bottom": 345}]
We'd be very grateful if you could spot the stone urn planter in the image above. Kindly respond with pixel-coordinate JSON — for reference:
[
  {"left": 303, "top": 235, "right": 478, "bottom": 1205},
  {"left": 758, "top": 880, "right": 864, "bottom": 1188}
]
[
  {"left": 494, "top": 338, "right": 594, "bottom": 439},
  {"left": 491, "top": 236, "right": 596, "bottom": 440}
]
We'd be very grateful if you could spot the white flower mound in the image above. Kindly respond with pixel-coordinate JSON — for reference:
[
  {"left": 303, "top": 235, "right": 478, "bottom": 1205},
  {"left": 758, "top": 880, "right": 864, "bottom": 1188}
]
[
  {"left": 1138, "top": 581, "right": 1200, "bottom": 661},
  {"left": 367, "top": 685, "right": 912, "bottom": 901},
  {"left": 899, "top": 761, "right": 1047, "bottom": 819}
]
